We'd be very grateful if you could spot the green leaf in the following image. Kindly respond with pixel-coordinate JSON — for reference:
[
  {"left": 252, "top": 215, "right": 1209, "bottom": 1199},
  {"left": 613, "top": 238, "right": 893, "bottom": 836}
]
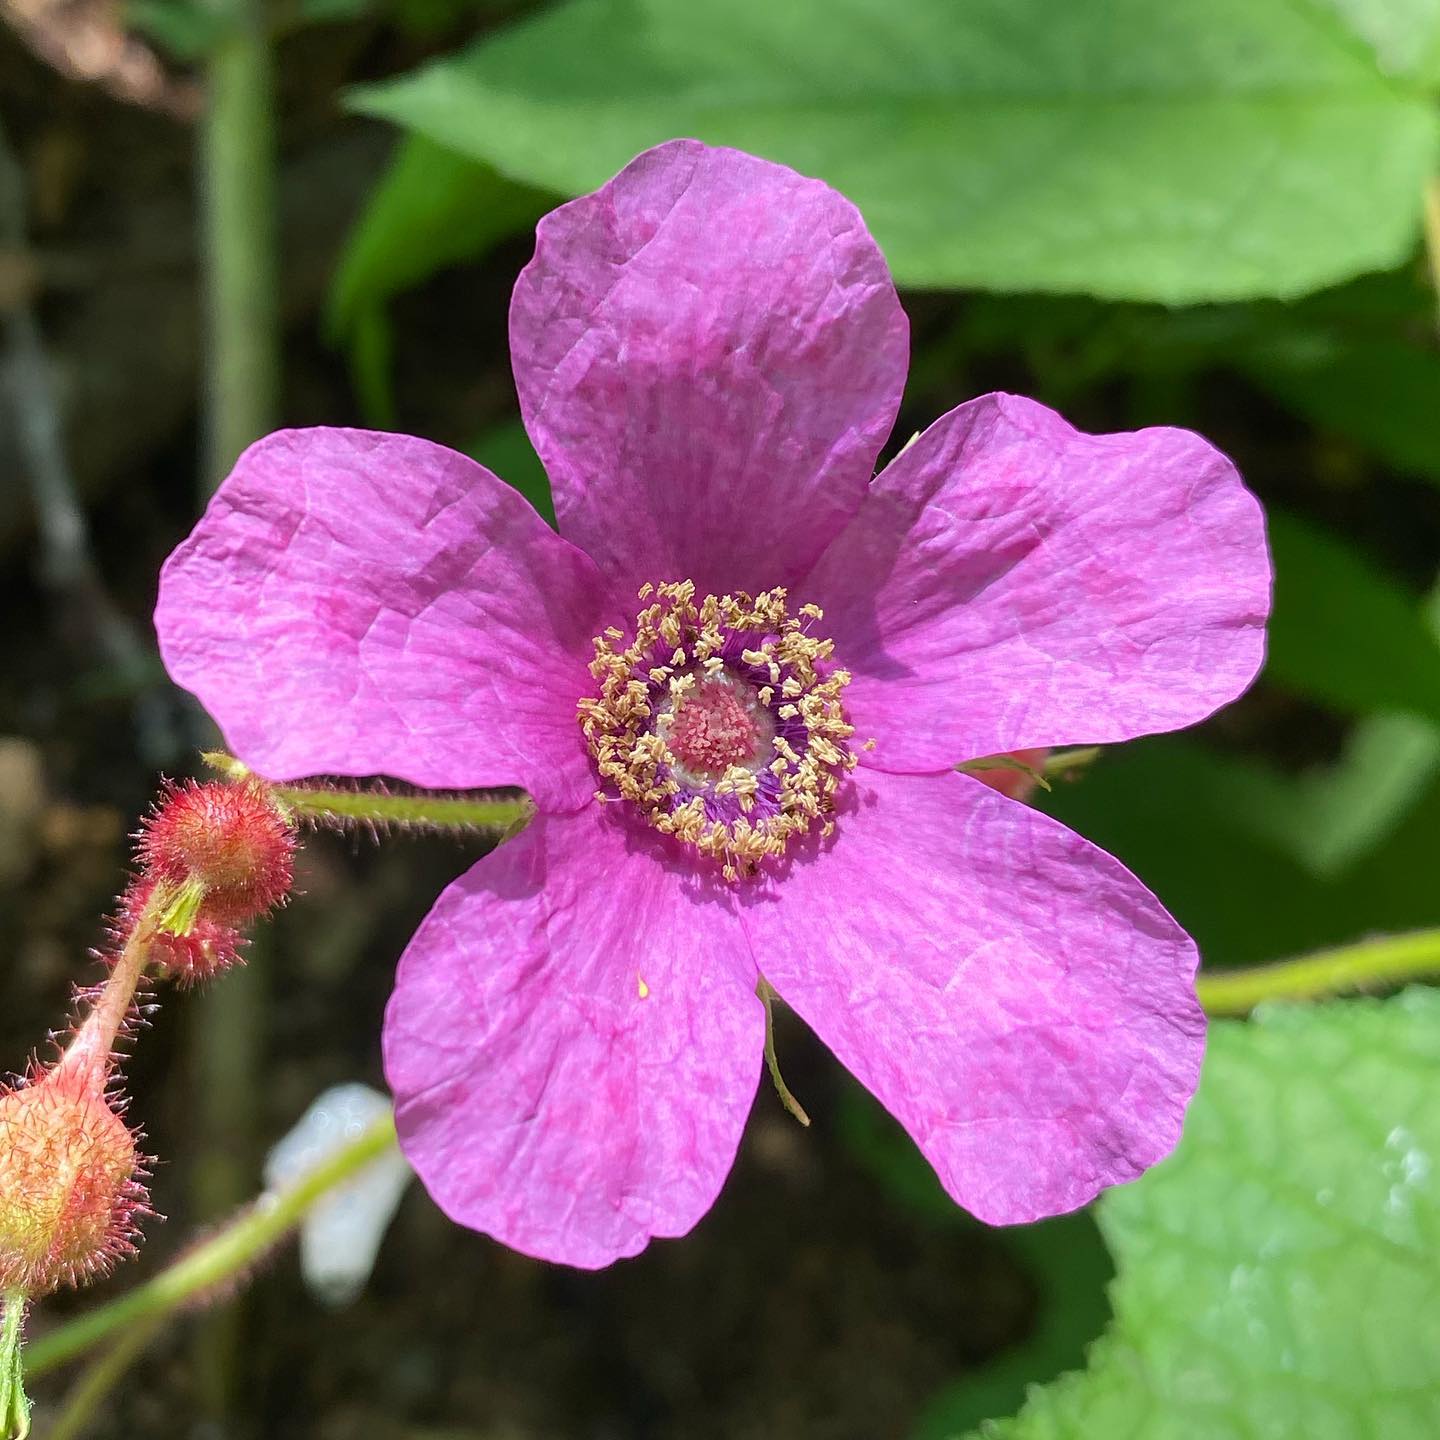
[
  {"left": 125, "top": 0, "right": 227, "bottom": 60},
  {"left": 325, "top": 135, "right": 551, "bottom": 422},
  {"left": 1242, "top": 333, "right": 1440, "bottom": 489},
  {"left": 968, "top": 991, "right": 1440, "bottom": 1439},
  {"left": 1312, "top": 0, "right": 1440, "bottom": 81},
  {"left": 1210, "top": 715, "right": 1440, "bottom": 875},
  {"left": 1045, "top": 736, "right": 1440, "bottom": 966},
  {"left": 1266, "top": 510, "right": 1440, "bottom": 724},
  {"left": 349, "top": 0, "right": 1439, "bottom": 303}
]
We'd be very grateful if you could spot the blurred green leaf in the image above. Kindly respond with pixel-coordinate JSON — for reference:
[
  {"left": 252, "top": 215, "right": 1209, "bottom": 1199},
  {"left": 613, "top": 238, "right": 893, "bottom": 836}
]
[
  {"left": 326, "top": 135, "right": 551, "bottom": 422},
  {"left": 349, "top": 0, "right": 1439, "bottom": 303},
  {"left": 1207, "top": 715, "right": 1440, "bottom": 875},
  {"left": 126, "top": 0, "right": 226, "bottom": 60},
  {"left": 967, "top": 991, "right": 1440, "bottom": 1439},
  {"left": 1047, "top": 737, "right": 1440, "bottom": 965},
  {"left": 1312, "top": 0, "right": 1440, "bottom": 81},
  {"left": 1242, "top": 333, "right": 1440, "bottom": 488},
  {"left": 1266, "top": 509, "right": 1440, "bottom": 723},
  {"left": 297, "top": 0, "right": 374, "bottom": 23}
]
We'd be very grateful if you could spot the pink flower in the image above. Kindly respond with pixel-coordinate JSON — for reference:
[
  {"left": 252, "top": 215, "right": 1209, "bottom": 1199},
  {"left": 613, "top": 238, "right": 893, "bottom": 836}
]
[{"left": 155, "top": 140, "right": 1270, "bottom": 1268}]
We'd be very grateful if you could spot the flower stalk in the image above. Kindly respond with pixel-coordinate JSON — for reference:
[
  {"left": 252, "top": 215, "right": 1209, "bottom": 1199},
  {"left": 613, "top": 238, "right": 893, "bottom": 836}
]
[
  {"left": 1, "top": 1294, "right": 30, "bottom": 1440},
  {"left": 26, "top": 1111, "right": 398, "bottom": 1380},
  {"left": 1197, "top": 928, "right": 1440, "bottom": 1015},
  {"left": 203, "top": 753, "right": 533, "bottom": 835},
  {"left": 757, "top": 978, "right": 810, "bottom": 1127}
]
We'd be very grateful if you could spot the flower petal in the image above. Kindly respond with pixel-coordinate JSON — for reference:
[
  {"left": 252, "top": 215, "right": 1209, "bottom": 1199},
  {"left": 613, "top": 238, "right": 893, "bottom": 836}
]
[
  {"left": 742, "top": 768, "right": 1204, "bottom": 1224},
  {"left": 510, "top": 139, "right": 908, "bottom": 599},
  {"left": 156, "top": 428, "right": 610, "bottom": 812},
  {"left": 383, "top": 805, "right": 765, "bottom": 1268},
  {"left": 806, "top": 393, "right": 1270, "bottom": 772}
]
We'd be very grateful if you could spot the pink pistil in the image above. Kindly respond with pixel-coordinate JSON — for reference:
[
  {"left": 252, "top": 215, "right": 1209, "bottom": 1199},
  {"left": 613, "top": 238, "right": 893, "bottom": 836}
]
[{"left": 667, "top": 681, "right": 761, "bottom": 775}]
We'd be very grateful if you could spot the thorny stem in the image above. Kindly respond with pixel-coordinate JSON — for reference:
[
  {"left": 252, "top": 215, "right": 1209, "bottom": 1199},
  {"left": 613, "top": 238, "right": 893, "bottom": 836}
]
[
  {"left": 203, "top": 753, "right": 534, "bottom": 834},
  {"left": 25, "top": 1111, "right": 398, "bottom": 1380},
  {"left": 757, "top": 978, "right": 810, "bottom": 1127},
  {"left": 1197, "top": 928, "right": 1440, "bottom": 1016},
  {"left": 1, "top": 1294, "right": 30, "bottom": 1439}
]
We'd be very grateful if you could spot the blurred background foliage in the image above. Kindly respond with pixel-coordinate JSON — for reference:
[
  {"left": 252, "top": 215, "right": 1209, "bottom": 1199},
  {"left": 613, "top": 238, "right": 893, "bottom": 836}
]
[{"left": 3, "top": 0, "right": 1440, "bottom": 1435}]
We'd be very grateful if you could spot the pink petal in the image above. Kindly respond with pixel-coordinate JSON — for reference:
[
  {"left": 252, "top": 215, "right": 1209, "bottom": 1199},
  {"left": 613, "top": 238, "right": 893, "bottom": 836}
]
[
  {"left": 510, "top": 139, "right": 908, "bottom": 600},
  {"left": 383, "top": 805, "right": 765, "bottom": 1268},
  {"left": 806, "top": 393, "right": 1270, "bottom": 773},
  {"left": 156, "top": 428, "right": 610, "bottom": 812},
  {"left": 742, "top": 768, "right": 1204, "bottom": 1224}
]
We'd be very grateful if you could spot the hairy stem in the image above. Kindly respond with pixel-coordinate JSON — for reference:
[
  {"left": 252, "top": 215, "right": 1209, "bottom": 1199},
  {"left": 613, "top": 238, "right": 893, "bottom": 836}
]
[
  {"left": 1197, "top": 928, "right": 1440, "bottom": 1016},
  {"left": 1, "top": 1295, "right": 30, "bottom": 1439},
  {"left": 204, "top": 753, "right": 533, "bottom": 834},
  {"left": 52, "top": 891, "right": 165, "bottom": 1091},
  {"left": 26, "top": 1111, "right": 398, "bottom": 1379}
]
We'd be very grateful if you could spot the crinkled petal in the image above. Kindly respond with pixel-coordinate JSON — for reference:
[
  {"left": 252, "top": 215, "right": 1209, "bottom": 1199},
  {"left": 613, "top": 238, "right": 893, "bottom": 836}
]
[
  {"left": 511, "top": 139, "right": 908, "bottom": 599},
  {"left": 805, "top": 393, "right": 1270, "bottom": 772},
  {"left": 156, "top": 428, "right": 610, "bottom": 812},
  {"left": 383, "top": 805, "right": 765, "bottom": 1268},
  {"left": 742, "top": 769, "right": 1204, "bottom": 1224}
]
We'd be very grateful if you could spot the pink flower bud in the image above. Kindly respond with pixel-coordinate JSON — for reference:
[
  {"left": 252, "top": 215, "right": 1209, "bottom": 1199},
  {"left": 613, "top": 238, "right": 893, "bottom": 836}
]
[{"left": 0, "top": 1068, "right": 146, "bottom": 1296}]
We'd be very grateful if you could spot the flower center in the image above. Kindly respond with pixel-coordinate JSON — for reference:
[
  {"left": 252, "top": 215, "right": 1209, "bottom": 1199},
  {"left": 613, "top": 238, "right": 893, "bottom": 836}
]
[
  {"left": 659, "top": 672, "right": 775, "bottom": 783},
  {"left": 578, "top": 582, "right": 854, "bottom": 880}
]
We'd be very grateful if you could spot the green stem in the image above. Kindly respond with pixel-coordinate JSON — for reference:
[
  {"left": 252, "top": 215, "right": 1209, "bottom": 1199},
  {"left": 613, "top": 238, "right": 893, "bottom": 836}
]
[
  {"left": 1, "top": 1295, "right": 30, "bottom": 1440},
  {"left": 1197, "top": 928, "right": 1440, "bottom": 1016},
  {"left": 26, "top": 1111, "right": 398, "bottom": 1379},
  {"left": 47, "top": 1321, "right": 158, "bottom": 1440},
  {"left": 756, "top": 978, "right": 810, "bottom": 1127},
  {"left": 200, "top": 0, "right": 279, "bottom": 490},
  {"left": 197, "top": 3, "right": 281, "bottom": 1411},
  {"left": 204, "top": 752, "right": 533, "bottom": 834}
]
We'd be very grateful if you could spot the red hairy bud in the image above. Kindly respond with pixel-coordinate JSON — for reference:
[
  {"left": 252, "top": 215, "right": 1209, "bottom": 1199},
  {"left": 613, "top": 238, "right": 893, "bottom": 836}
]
[
  {"left": 138, "top": 779, "right": 295, "bottom": 926},
  {"left": 0, "top": 1069, "right": 146, "bottom": 1296}
]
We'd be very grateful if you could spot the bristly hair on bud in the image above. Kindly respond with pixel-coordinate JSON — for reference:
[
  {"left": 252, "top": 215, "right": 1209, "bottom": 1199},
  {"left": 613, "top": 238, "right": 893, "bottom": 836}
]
[
  {"left": 117, "top": 877, "right": 245, "bottom": 986},
  {"left": 0, "top": 1066, "right": 148, "bottom": 1297},
  {"left": 138, "top": 777, "right": 296, "bottom": 928}
]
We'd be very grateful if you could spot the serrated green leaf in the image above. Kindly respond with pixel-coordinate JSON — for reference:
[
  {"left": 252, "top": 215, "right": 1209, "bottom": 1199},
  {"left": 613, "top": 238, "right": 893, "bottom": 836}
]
[
  {"left": 326, "top": 135, "right": 551, "bottom": 421},
  {"left": 348, "top": 0, "right": 1439, "bottom": 303},
  {"left": 968, "top": 991, "right": 1440, "bottom": 1440}
]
